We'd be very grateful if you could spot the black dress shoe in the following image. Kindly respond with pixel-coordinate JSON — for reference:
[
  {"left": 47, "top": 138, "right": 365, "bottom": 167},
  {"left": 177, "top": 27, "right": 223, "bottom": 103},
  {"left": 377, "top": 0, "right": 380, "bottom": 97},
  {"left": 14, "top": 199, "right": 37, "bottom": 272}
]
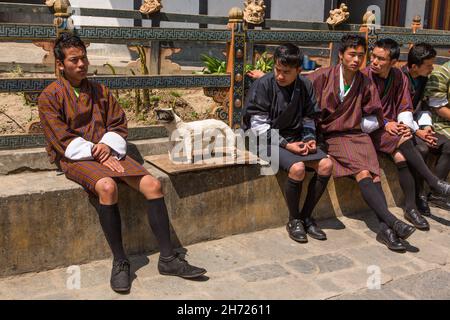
[
  {"left": 304, "top": 217, "right": 327, "bottom": 241},
  {"left": 428, "top": 192, "right": 450, "bottom": 211},
  {"left": 286, "top": 219, "right": 308, "bottom": 243},
  {"left": 404, "top": 208, "right": 429, "bottom": 231},
  {"left": 376, "top": 228, "right": 406, "bottom": 252},
  {"left": 416, "top": 195, "right": 431, "bottom": 216},
  {"left": 392, "top": 220, "right": 416, "bottom": 240},
  {"left": 110, "top": 259, "right": 131, "bottom": 293},
  {"left": 433, "top": 180, "right": 450, "bottom": 196},
  {"left": 158, "top": 253, "right": 206, "bottom": 278}
]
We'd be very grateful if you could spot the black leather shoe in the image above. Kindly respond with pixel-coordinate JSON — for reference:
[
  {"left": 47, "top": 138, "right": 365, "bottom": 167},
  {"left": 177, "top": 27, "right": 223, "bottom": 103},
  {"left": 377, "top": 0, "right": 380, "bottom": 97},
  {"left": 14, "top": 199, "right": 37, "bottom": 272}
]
[
  {"left": 433, "top": 180, "right": 450, "bottom": 196},
  {"left": 376, "top": 228, "right": 406, "bottom": 252},
  {"left": 416, "top": 195, "right": 431, "bottom": 216},
  {"left": 392, "top": 220, "right": 416, "bottom": 240},
  {"left": 110, "top": 259, "right": 131, "bottom": 293},
  {"left": 428, "top": 192, "right": 450, "bottom": 211},
  {"left": 304, "top": 217, "right": 327, "bottom": 240},
  {"left": 158, "top": 254, "right": 206, "bottom": 278},
  {"left": 404, "top": 209, "right": 429, "bottom": 231},
  {"left": 286, "top": 219, "right": 308, "bottom": 243}
]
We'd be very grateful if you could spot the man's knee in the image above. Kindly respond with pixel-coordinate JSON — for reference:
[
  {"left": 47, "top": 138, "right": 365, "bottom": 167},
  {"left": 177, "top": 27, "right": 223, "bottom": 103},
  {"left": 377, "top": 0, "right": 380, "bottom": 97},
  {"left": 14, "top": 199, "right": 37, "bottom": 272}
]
[
  {"left": 416, "top": 143, "right": 429, "bottom": 158},
  {"left": 318, "top": 158, "right": 333, "bottom": 176},
  {"left": 289, "top": 162, "right": 306, "bottom": 181},
  {"left": 140, "top": 175, "right": 163, "bottom": 194},
  {"left": 442, "top": 139, "right": 450, "bottom": 155},
  {"left": 392, "top": 151, "right": 406, "bottom": 163},
  {"left": 95, "top": 178, "right": 118, "bottom": 196},
  {"left": 355, "top": 170, "right": 372, "bottom": 181}
]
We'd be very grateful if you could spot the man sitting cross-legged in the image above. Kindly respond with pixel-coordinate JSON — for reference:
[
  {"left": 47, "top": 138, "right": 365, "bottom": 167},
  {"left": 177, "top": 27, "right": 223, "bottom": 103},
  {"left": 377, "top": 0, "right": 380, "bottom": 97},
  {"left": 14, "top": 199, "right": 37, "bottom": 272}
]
[
  {"left": 365, "top": 39, "right": 450, "bottom": 231},
  {"left": 402, "top": 43, "right": 450, "bottom": 212},
  {"left": 38, "top": 33, "right": 206, "bottom": 293}
]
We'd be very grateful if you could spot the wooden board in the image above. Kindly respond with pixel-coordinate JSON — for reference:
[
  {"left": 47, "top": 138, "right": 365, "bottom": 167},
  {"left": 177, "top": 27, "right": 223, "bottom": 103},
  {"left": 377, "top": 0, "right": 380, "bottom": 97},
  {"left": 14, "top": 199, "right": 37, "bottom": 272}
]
[{"left": 144, "top": 149, "right": 261, "bottom": 175}]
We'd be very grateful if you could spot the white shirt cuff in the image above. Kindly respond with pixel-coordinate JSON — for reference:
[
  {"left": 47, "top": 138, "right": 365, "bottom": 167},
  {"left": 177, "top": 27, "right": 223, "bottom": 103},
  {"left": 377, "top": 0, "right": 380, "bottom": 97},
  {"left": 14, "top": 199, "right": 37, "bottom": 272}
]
[
  {"left": 397, "top": 111, "right": 417, "bottom": 132},
  {"left": 361, "top": 115, "right": 380, "bottom": 133},
  {"left": 428, "top": 97, "right": 449, "bottom": 108},
  {"left": 250, "top": 114, "right": 271, "bottom": 135},
  {"left": 99, "top": 132, "right": 127, "bottom": 160},
  {"left": 417, "top": 111, "right": 433, "bottom": 127},
  {"left": 64, "top": 137, "right": 94, "bottom": 160},
  {"left": 302, "top": 117, "right": 316, "bottom": 130}
]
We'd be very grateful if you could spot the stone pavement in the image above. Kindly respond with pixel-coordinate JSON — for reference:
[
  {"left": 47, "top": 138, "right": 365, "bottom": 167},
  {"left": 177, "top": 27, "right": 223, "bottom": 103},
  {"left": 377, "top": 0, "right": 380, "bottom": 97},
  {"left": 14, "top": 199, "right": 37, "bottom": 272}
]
[{"left": 0, "top": 206, "right": 449, "bottom": 300}]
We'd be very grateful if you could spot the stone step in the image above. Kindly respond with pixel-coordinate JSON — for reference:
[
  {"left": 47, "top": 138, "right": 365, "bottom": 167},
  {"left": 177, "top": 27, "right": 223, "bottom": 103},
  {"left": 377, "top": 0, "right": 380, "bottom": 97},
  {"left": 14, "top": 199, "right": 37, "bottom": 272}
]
[
  {"left": 0, "top": 137, "right": 170, "bottom": 175},
  {"left": 2, "top": 208, "right": 449, "bottom": 300},
  {"left": 0, "top": 152, "right": 404, "bottom": 278}
]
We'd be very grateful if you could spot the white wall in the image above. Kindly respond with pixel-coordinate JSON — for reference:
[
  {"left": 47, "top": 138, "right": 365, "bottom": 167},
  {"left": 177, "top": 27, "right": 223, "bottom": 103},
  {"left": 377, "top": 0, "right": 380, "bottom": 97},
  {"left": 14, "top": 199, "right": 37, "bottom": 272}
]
[
  {"left": 142, "top": 0, "right": 199, "bottom": 29},
  {"left": 271, "top": 0, "right": 325, "bottom": 22},
  {"left": 70, "top": 0, "right": 133, "bottom": 27},
  {"left": 405, "top": 0, "right": 426, "bottom": 27},
  {"left": 208, "top": 0, "right": 242, "bottom": 29},
  {"left": 70, "top": 0, "right": 134, "bottom": 58}
]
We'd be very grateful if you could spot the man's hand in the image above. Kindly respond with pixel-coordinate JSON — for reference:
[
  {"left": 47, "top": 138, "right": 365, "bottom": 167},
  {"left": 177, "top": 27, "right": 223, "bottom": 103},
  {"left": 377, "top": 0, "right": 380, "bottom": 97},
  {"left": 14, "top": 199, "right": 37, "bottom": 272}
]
[
  {"left": 92, "top": 143, "right": 111, "bottom": 163},
  {"left": 306, "top": 140, "right": 317, "bottom": 154},
  {"left": 247, "top": 70, "right": 266, "bottom": 80},
  {"left": 398, "top": 122, "right": 412, "bottom": 136},
  {"left": 286, "top": 142, "right": 309, "bottom": 156},
  {"left": 385, "top": 121, "right": 401, "bottom": 135},
  {"left": 415, "top": 127, "right": 438, "bottom": 147},
  {"left": 101, "top": 155, "right": 124, "bottom": 173}
]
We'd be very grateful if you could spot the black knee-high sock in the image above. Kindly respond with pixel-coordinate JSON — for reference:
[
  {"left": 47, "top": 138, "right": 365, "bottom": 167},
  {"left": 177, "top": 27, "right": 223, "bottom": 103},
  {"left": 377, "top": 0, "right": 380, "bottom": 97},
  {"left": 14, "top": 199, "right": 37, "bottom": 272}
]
[
  {"left": 414, "top": 143, "right": 428, "bottom": 198},
  {"left": 435, "top": 154, "right": 450, "bottom": 181},
  {"left": 285, "top": 178, "right": 303, "bottom": 220},
  {"left": 373, "top": 181, "right": 387, "bottom": 207},
  {"left": 146, "top": 197, "right": 175, "bottom": 258},
  {"left": 300, "top": 174, "right": 330, "bottom": 220},
  {"left": 358, "top": 178, "right": 398, "bottom": 229},
  {"left": 435, "top": 142, "right": 450, "bottom": 180},
  {"left": 396, "top": 161, "right": 417, "bottom": 211},
  {"left": 398, "top": 140, "right": 439, "bottom": 189},
  {"left": 412, "top": 168, "right": 425, "bottom": 199},
  {"left": 98, "top": 204, "right": 127, "bottom": 261}
]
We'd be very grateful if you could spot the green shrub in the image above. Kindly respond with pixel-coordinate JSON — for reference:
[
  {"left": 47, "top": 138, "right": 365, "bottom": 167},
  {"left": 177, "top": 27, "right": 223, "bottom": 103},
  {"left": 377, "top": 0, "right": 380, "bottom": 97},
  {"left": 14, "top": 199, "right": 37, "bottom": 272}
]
[{"left": 200, "top": 54, "right": 226, "bottom": 74}]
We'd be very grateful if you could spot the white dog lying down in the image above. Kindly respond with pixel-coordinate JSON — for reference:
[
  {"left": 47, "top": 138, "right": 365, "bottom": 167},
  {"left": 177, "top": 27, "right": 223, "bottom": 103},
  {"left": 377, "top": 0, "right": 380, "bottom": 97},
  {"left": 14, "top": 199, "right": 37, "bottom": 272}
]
[{"left": 155, "top": 108, "right": 237, "bottom": 164}]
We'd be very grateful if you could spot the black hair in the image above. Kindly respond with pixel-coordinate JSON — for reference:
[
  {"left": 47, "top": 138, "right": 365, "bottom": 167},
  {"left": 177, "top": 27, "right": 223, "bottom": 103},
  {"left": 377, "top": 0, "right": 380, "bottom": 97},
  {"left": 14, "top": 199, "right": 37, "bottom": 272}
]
[
  {"left": 407, "top": 42, "right": 437, "bottom": 68},
  {"left": 273, "top": 43, "right": 303, "bottom": 68},
  {"left": 339, "top": 34, "right": 367, "bottom": 54},
  {"left": 54, "top": 33, "right": 87, "bottom": 61},
  {"left": 374, "top": 38, "right": 400, "bottom": 60}
]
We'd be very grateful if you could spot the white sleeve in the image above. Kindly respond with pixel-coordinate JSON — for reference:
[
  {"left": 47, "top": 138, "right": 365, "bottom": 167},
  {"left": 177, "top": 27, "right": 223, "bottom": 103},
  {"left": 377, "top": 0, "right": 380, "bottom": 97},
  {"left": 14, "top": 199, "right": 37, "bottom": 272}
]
[
  {"left": 428, "top": 97, "right": 449, "bottom": 108},
  {"left": 250, "top": 114, "right": 271, "bottom": 135},
  {"left": 417, "top": 111, "right": 433, "bottom": 127},
  {"left": 64, "top": 137, "right": 94, "bottom": 160},
  {"left": 99, "top": 132, "right": 127, "bottom": 160},
  {"left": 361, "top": 115, "right": 380, "bottom": 133},
  {"left": 397, "top": 111, "right": 417, "bottom": 132}
]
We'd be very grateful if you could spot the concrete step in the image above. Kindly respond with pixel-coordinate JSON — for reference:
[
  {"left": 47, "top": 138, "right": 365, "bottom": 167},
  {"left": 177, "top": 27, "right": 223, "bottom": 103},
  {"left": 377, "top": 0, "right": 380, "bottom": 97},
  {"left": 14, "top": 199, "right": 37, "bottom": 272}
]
[
  {"left": 0, "top": 137, "right": 170, "bottom": 175},
  {"left": 0, "top": 152, "right": 404, "bottom": 278},
  {"left": 1, "top": 208, "right": 449, "bottom": 300}
]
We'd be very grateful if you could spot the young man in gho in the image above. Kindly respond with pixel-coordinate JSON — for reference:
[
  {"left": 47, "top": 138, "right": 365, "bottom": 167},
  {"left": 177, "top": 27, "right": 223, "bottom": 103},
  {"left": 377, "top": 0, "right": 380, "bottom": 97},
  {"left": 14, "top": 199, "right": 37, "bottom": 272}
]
[
  {"left": 402, "top": 43, "right": 450, "bottom": 211},
  {"left": 38, "top": 33, "right": 206, "bottom": 293},
  {"left": 242, "top": 43, "right": 334, "bottom": 243},
  {"left": 365, "top": 39, "right": 450, "bottom": 231},
  {"left": 424, "top": 58, "right": 450, "bottom": 209},
  {"left": 307, "top": 35, "right": 416, "bottom": 252}
]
